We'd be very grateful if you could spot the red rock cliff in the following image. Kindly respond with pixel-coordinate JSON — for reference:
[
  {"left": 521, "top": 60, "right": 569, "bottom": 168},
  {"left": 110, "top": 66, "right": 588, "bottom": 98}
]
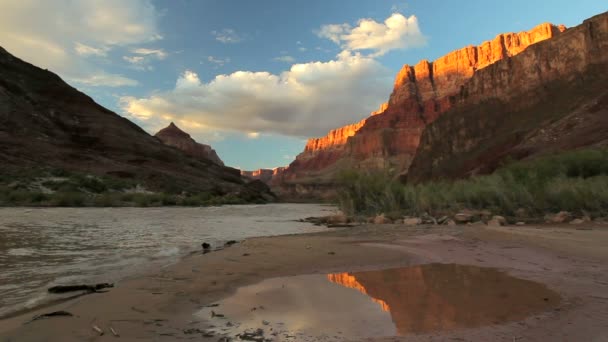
[
  {"left": 276, "top": 22, "right": 565, "bottom": 197},
  {"left": 407, "top": 12, "right": 608, "bottom": 182},
  {"left": 155, "top": 122, "right": 224, "bottom": 166}
]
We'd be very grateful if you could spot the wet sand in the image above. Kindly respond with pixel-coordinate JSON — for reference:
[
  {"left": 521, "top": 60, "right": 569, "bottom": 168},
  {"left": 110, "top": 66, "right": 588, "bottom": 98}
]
[{"left": 1, "top": 222, "right": 607, "bottom": 341}]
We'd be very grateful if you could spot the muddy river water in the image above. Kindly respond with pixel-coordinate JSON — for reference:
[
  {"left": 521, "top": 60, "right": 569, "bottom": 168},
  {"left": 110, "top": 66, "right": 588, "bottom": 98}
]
[{"left": 0, "top": 204, "right": 334, "bottom": 317}]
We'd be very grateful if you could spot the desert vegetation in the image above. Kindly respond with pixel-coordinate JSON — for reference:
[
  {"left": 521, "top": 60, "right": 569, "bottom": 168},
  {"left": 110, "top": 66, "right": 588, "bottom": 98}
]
[
  {"left": 337, "top": 148, "right": 608, "bottom": 220},
  {"left": 0, "top": 168, "right": 260, "bottom": 207}
]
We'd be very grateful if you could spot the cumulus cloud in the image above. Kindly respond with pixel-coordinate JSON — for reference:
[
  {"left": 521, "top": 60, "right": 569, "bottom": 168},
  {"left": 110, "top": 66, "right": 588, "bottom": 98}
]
[
  {"left": 317, "top": 13, "right": 426, "bottom": 56},
  {"left": 212, "top": 29, "right": 242, "bottom": 44},
  {"left": 0, "top": 0, "right": 161, "bottom": 87},
  {"left": 121, "top": 51, "right": 393, "bottom": 137}
]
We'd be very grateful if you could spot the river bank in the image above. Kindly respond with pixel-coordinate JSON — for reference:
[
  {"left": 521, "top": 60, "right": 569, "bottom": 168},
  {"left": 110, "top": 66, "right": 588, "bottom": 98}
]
[{"left": 1, "top": 221, "right": 607, "bottom": 341}]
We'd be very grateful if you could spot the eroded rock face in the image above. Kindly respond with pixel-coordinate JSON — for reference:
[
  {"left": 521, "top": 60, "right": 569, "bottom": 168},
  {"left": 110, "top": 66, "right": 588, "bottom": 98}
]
[
  {"left": 241, "top": 169, "right": 274, "bottom": 183},
  {"left": 155, "top": 123, "right": 224, "bottom": 166},
  {"left": 407, "top": 12, "right": 608, "bottom": 182},
  {"left": 276, "top": 22, "right": 566, "bottom": 197}
]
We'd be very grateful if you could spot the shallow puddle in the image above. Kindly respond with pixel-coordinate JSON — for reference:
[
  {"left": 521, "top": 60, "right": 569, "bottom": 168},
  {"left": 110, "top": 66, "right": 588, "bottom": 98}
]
[{"left": 197, "top": 264, "right": 560, "bottom": 341}]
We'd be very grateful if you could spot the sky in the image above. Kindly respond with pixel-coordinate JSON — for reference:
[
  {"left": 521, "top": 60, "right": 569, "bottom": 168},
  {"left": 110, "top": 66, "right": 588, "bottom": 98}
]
[{"left": 0, "top": 0, "right": 605, "bottom": 170}]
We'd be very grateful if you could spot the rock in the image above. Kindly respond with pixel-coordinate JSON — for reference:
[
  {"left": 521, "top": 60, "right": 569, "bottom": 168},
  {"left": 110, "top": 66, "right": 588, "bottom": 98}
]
[
  {"left": 273, "top": 21, "right": 570, "bottom": 195},
  {"left": 201, "top": 242, "right": 211, "bottom": 250},
  {"left": 241, "top": 169, "right": 274, "bottom": 183},
  {"left": 454, "top": 212, "right": 474, "bottom": 224},
  {"left": 155, "top": 122, "right": 224, "bottom": 166},
  {"left": 569, "top": 218, "right": 585, "bottom": 225},
  {"left": 488, "top": 215, "right": 507, "bottom": 226},
  {"left": 545, "top": 211, "right": 573, "bottom": 224},
  {"left": 446, "top": 220, "right": 457, "bottom": 226},
  {"left": 407, "top": 15, "right": 608, "bottom": 183},
  {"left": 516, "top": 222, "right": 526, "bottom": 226},
  {"left": 373, "top": 214, "right": 392, "bottom": 224},
  {"left": 224, "top": 240, "right": 238, "bottom": 247},
  {"left": 402, "top": 217, "right": 422, "bottom": 226},
  {"left": 437, "top": 216, "right": 449, "bottom": 224},
  {"left": 327, "top": 214, "right": 349, "bottom": 225}
]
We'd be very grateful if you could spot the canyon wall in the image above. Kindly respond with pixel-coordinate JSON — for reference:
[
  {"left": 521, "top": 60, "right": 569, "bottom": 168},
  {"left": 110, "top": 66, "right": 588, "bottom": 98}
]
[
  {"left": 407, "top": 12, "right": 608, "bottom": 182},
  {"left": 274, "top": 22, "right": 567, "bottom": 198}
]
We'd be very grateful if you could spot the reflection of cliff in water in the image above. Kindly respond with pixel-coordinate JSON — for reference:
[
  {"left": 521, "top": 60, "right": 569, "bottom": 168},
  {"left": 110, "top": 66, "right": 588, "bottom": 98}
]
[{"left": 328, "top": 264, "right": 560, "bottom": 334}]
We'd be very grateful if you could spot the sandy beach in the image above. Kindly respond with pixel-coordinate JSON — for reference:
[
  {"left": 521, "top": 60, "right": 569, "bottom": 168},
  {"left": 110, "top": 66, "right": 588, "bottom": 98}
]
[{"left": 1, "top": 222, "right": 607, "bottom": 341}]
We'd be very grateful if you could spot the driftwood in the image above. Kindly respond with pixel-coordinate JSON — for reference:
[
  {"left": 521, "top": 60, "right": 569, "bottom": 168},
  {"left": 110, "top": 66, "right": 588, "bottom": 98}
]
[
  {"left": 92, "top": 325, "right": 104, "bottom": 336},
  {"left": 48, "top": 283, "right": 114, "bottom": 294},
  {"left": 27, "top": 310, "right": 73, "bottom": 323}
]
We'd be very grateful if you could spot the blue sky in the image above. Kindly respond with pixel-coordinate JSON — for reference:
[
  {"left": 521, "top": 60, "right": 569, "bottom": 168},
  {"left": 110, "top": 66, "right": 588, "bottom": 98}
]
[{"left": 0, "top": 1, "right": 605, "bottom": 170}]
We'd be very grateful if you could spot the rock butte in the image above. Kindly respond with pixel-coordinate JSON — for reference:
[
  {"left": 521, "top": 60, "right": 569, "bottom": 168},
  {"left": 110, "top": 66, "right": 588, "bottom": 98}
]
[
  {"left": 272, "top": 13, "right": 608, "bottom": 198},
  {"left": 155, "top": 122, "right": 224, "bottom": 166}
]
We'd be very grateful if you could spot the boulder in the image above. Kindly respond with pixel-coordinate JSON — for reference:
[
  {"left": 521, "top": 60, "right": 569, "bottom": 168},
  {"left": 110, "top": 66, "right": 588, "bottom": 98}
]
[
  {"left": 545, "top": 211, "right": 573, "bottom": 224},
  {"left": 569, "top": 218, "right": 585, "bottom": 225},
  {"left": 454, "top": 212, "right": 474, "bottom": 224},
  {"left": 402, "top": 217, "right": 422, "bottom": 226},
  {"left": 487, "top": 215, "right": 507, "bottom": 226},
  {"left": 373, "top": 214, "right": 392, "bottom": 224}
]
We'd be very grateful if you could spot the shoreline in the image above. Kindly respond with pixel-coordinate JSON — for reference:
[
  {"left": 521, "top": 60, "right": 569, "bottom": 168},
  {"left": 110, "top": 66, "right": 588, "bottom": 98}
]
[{"left": 1, "top": 222, "right": 607, "bottom": 341}]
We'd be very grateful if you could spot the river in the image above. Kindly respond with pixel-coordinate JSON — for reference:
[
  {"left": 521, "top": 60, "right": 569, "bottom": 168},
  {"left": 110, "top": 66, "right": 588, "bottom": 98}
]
[{"left": 0, "top": 204, "right": 334, "bottom": 317}]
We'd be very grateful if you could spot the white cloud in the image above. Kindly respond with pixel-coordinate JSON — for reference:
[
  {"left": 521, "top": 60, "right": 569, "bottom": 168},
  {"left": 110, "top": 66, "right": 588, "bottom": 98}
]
[
  {"left": 298, "top": 47, "right": 308, "bottom": 52},
  {"left": 123, "top": 48, "right": 167, "bottom": 71},
  {"left": 120, "top": 51, "right": 392, "bottom": 137},
  {"left": 273, "top": 56, "right": 296, "bottom": 63},
  {"left": 247, "top": 132, "right": 261, "bottom": 139},
  {"left": 317, "top": 13, "right": 426, "bottom": 56},
  {"left": 71, "top": 72, "right": 139, "bottom": 87},
  {"left": 74, "top": 42, "right": 108, "bottom": 57},
  {"left": 131, "top": 48, "right": 167, "bottom": 59},
  {"left": 206, "top": 56, "right": 231, "bottom": 67},
  {"left": 212, "top": 29, "right": 242, "bottom": 44},
  {"left": 0, "top": 0, "right": 161, "bottom": 87}
]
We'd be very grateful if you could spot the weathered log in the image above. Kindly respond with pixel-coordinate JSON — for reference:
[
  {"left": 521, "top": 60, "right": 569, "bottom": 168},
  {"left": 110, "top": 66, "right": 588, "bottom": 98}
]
[
  {"left": 48, "top": 283, "right": 114, "bottom": 294},
  {"left": 28, "top": 310, "right": 73, "bottom": 323}
]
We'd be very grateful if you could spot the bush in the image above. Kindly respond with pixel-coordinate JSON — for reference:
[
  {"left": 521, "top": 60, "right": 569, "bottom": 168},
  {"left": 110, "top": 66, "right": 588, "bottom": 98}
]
[
  {"left": 337, "top": 148, "right": 608, "bottom": 217},
  {"left": 52, "top": 192, "right": 87, "bottom": 207}
]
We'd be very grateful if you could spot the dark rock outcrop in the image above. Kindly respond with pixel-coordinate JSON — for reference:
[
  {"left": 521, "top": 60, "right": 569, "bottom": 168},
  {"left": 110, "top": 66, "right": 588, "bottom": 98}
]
[
  {"left": 155, "top": 122, "right": 224, "bottom": 166},
  {"left": 0, "top": 46, "right": 271, "bottom": 200}
]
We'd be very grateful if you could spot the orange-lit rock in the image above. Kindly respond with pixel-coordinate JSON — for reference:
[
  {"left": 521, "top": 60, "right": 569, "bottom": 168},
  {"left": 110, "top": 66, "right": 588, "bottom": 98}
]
[
  {"left": 276, "top": 22, "right": 565, "bottom": 198},
  {"left": 155, "top": 122, "right": 224, "bottom": 166},
  {"left": 408, "top": 13, "right": 608, "bottom": 182},
  {"left": 241, "top": 168, "right": 274, "bottom": 183}
]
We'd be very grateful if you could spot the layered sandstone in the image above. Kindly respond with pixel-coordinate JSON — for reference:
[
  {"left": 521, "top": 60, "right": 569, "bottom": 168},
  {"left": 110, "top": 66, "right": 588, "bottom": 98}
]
[
  {"left": 155, "top": 122, "right": 224, "bottom": 166},
  {"left": 275, "top": 22, "right": 566, "bottom": 198},
  {"left": 407, "top": 12, "right": 608, "bottom": 182}
]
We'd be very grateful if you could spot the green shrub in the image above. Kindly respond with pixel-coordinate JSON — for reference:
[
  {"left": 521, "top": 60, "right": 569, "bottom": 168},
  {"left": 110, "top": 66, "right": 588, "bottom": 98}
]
[
  {"left": 337, "top": 148, "right": 608, "bottom": 217},
  {"left": 52, "top": 192, "right": 87, "bottom": 207}
]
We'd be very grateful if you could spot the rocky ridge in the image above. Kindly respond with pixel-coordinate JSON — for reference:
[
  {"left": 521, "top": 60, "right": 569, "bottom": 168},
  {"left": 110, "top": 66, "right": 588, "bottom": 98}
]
[{"left": 0, "top": 46, "right": 272, "bottom": 201}]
